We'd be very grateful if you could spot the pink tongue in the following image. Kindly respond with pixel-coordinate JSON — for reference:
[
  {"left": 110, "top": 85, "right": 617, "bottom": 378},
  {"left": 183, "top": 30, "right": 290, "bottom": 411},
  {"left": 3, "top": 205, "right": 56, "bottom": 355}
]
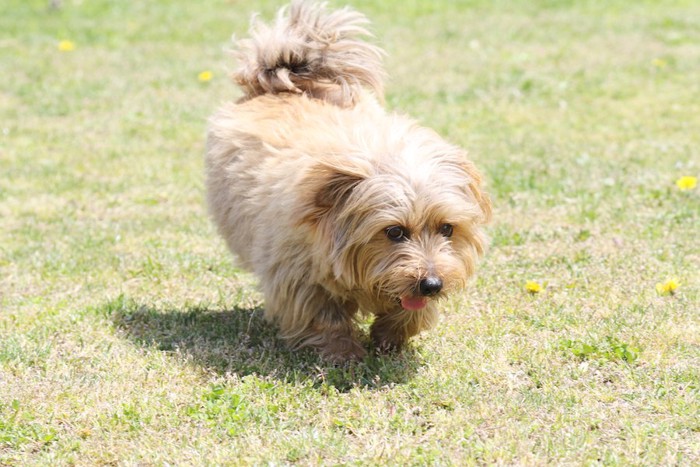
[{"left": 401, "top": 296, "right": 427, "bottom": 311}]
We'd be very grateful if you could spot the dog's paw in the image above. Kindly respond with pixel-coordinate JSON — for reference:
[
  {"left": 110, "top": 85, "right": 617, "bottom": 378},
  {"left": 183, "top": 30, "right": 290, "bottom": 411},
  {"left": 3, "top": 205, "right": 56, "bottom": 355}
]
[
  {"left": 320, "top": 337, "right": 367, "bottom": 364},
  {"left": 371, "top": 337, "right": 406, "bottom": 356}
]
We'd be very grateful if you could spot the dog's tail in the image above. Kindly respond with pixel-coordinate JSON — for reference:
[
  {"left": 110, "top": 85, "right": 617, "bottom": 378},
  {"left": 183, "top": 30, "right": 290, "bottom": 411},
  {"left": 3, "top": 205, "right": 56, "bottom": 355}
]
[{"left": 232, "top": 1, "right": 385, "bottom": 106}]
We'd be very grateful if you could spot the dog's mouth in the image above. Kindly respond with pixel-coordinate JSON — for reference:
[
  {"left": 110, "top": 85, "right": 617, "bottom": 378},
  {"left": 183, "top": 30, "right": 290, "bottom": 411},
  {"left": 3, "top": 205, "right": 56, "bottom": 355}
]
[{"left": 399, "top": 295, "right": 429, "bottom": 311}]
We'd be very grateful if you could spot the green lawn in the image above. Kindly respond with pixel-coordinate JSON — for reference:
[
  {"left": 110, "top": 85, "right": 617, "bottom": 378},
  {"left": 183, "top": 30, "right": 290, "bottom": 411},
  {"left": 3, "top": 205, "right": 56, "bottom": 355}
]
[{"left": 1, "top": 0, "right": 699, "bottom": 464}]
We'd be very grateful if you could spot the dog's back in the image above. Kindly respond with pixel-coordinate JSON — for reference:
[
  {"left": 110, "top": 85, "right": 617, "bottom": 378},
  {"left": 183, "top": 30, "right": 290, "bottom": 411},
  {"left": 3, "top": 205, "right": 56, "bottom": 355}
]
[
  {"left": 205, "top": 2, "right": 388, "bottom": 273},
  {"left": 232, "top": 0, "right": 386, "bottom": 107}
]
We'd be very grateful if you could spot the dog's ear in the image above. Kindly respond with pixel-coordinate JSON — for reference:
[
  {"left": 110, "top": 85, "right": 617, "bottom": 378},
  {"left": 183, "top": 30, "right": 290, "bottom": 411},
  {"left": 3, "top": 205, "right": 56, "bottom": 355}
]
[
  {"left": 460, "top": 159, "right": 492, "bottom": 224},
  {"left": 297, "top": 163, "right": 366, "bottom": 226},
  {"left": 315, "top": 170, "right": 364, "bottom": 211}
]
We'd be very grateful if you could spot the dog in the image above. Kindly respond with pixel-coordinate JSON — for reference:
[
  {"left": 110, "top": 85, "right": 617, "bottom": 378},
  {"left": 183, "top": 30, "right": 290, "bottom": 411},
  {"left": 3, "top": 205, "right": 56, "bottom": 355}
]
[{"left": 205, "top": 1, "right": 491, "bottom": 362}]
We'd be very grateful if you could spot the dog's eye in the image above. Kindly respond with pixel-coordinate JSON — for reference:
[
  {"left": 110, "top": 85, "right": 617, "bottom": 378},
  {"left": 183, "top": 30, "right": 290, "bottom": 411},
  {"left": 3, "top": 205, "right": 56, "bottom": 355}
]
[
  {"left": 385, "top": 226, "right": 408, "bottom": 242},
  {"left": 439, "top": 223, "right": 453, "bottom": 238}
]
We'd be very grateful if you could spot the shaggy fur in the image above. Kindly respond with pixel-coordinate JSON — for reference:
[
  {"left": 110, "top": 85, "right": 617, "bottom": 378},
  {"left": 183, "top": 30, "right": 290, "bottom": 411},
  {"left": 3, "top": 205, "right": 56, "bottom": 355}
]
[{"left": 206, "top": 1, "right": 491, "bottom": 362}]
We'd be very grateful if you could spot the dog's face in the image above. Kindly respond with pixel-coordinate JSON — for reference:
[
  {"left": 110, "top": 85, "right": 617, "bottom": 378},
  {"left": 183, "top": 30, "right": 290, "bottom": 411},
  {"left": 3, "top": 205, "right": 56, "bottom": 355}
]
[{"left": 300, "top": 129, "right": 491, "bottom": 313}]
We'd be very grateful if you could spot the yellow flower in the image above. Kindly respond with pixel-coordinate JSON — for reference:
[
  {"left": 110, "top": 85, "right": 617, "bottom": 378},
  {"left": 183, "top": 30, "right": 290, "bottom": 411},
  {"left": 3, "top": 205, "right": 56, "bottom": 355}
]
[
  {"left": 675, "top": 176, "right": 697, "bottom": 191},
  {"left": 651, "top": 58, "right": 667, "bottom": 68},
  {"left": 656, "top": 278, "right": 680, "bottom": 295},
  {"left": 525, "top": 281, "right": 542, "bottom": 294},
  {"left": 198, "top": 70, "right": 213, "bottom": 82},
  {"left": 58, "top": 40, "right": 76, "bottom": 52}
]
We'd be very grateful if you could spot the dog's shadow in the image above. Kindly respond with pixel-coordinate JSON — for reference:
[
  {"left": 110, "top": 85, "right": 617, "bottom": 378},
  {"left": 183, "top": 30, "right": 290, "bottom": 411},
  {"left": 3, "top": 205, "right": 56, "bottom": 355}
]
[{"left": 106, "top": 295, "right": 420, "bottom": 391}]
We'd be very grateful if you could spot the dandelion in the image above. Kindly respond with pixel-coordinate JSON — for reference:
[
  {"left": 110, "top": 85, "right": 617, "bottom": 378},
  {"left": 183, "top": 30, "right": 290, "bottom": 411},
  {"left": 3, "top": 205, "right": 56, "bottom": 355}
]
[
  {"left": 651, "top": 58, "right": 667, "bottom": 68},
  {"left": 656, "top": 278, "right": 680, "bottom": 296},
  {"left": 198, "top": 70, "right": 213, "bottom": 82},
  {"left": 525, "top": 280, "right": 542, "bottom": 294},
  {"left": 675, "top": 175, "right": 697, "bottom": 191},
  {"left": 58, "top": 40, "right": 76, "bottom": 52}
]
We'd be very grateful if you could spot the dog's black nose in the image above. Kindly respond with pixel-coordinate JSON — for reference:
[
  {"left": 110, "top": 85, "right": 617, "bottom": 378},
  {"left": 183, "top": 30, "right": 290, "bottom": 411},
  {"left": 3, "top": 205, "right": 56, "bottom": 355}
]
[{"left": 419, "top": 276, "right": 443, "bottom": 297}]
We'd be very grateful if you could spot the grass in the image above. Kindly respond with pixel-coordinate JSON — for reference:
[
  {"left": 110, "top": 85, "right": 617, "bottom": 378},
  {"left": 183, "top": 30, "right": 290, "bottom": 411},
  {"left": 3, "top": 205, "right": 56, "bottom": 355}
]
[{"left": 1, "top": 0, "right": 699, "bottom": 464}]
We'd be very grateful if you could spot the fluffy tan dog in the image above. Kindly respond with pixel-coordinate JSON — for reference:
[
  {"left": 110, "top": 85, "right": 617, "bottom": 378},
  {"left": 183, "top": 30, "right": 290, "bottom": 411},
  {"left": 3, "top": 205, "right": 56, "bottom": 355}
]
[{"left": 206, "top": 1, "right": 491, "bottom": 362}]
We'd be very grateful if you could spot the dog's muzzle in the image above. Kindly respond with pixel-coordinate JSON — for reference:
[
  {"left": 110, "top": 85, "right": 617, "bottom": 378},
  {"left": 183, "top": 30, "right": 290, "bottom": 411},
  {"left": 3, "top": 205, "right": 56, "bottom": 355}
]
[{"left": 419, "top": 276, "right": 443, "bottom": 297}]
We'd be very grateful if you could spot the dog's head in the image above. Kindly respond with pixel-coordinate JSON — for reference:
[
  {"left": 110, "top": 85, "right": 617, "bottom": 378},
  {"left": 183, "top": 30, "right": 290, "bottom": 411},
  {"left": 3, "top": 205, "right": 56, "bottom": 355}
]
[{"left": 299, "top": 124, "right": 491, "bottom": 312}]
